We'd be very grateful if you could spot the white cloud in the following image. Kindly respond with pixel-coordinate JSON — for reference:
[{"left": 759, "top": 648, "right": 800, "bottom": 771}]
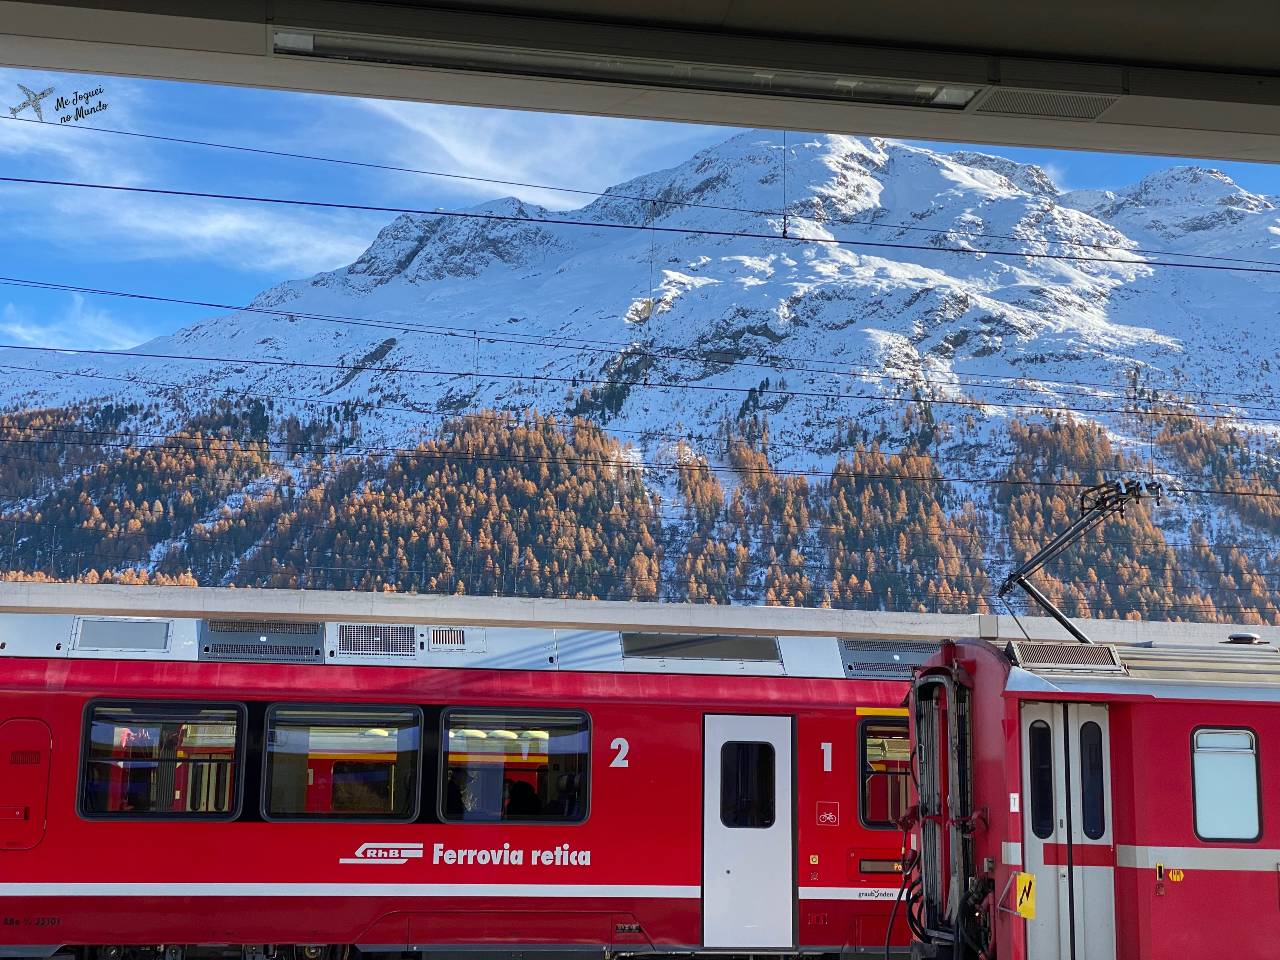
[
  {"left": 0, "top": 181, "right": 375, "bottom": 277},
  {"left": 47, "top": 190, "right": 375, "bottom": 275},
  {"left": 360, "top": 99, "right": 736, "bottom": 209},
  {"left": 1, "top": 294, "right": 142, "bottom": 350},
  {"left": 1040, "top": 162, "right": 1071, "bottom": 192}
]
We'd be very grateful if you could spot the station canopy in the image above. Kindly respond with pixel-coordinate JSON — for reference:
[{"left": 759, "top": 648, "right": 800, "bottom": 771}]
[{"left": 3, "top": 0, "right": 1280, "bottom": 161}]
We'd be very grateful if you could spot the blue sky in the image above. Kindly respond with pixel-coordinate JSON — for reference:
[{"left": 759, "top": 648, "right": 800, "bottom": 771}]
[{"left": 2, "top": 64, "right": 1280, "bottom": 350}]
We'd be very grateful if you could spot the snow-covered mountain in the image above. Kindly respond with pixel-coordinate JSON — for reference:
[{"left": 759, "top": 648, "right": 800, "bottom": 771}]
[
  {"left": 8, "top": 131, "right": 1279, "bottom": 474},
  {"left": 7, "top": 129, "right": 1280, "bottom": 616}
]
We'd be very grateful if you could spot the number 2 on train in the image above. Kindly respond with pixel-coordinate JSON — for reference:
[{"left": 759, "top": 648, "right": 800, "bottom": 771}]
[{"left": 610, "top": 736, "right": 630, "bottom": 767}]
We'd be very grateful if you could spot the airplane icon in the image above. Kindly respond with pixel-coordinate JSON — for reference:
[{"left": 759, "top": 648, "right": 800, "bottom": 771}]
[{"left": 10, "top": 83, "right": 55, "bottom": 122}]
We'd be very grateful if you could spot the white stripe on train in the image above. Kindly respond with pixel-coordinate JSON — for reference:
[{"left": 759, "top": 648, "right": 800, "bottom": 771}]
[
  {"left": 0, "top": 883, "right": 900, "bottom": 899},
  {"left": 1116, "top": 845, "right": 1280, "bottom": 871}
]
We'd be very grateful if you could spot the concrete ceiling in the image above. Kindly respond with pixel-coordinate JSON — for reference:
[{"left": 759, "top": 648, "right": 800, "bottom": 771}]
[
  {"left": 3, "top": 0, "right": 1280, "bottom": 160},
  {"left": 419, "top": 1, "right": 1280, "bottom": 74}
]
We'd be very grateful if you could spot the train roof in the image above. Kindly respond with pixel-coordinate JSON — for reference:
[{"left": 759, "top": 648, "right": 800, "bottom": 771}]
[
  {"left": 1003, "top": 637, "right": 1280, "bottom": 701},
  {"left": 0, "top": 583, "right": 1276, "bottom": 688}
]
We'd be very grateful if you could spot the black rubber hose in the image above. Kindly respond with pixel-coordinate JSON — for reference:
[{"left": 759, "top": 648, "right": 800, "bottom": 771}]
[
  {"left": 885, "top": 830, "right": 922, "bottom": 960},
  {"left": 904, "top": 878, "right": 928, "bottom": 942},
  {"left": 884, "top": 873, "right": 909, "bottom": 960}
]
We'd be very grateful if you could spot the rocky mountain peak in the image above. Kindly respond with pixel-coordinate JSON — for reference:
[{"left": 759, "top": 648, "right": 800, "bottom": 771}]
[
  {"left": 944, "top": 151, "right": 1061, "bottom": 198},
  {"left": 1127, "top": 166, "right": 1271, "bottom": 211},
  {"left": 1065, "top": 166, "right": 1275, "bottom": 239},
  {"left": 336, "top": 196, "right": 572, "bottom": 289}
]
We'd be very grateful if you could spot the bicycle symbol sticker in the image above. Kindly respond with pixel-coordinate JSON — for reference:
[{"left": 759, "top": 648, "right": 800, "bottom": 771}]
[{"left": 816, "top": 801, "right": 840, "bottom": 826}]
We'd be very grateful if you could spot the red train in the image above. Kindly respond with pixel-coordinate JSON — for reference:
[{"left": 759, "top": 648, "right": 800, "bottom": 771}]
[
  {"left": 0, "top": 611, "right": 937, "bottom": 960},
  {"left": 904, "top": 634, "right": 1280, "bottom": 959}
]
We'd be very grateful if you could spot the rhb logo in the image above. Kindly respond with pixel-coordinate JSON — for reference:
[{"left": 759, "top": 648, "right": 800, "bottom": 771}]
[{"left": 339, "top": 842, "right": 424, "bottom": 865}]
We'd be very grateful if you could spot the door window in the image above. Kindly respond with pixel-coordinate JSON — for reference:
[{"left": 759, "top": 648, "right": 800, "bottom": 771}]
[
  {"left": 720, "top": 741, "right": 775, "bottom": 828},
  {"left": 1080, "top": 721, "right": 1106, "bottom": 840},
  {"left": 1028, "top": 719, "right": 1054, "bottom": 839}
]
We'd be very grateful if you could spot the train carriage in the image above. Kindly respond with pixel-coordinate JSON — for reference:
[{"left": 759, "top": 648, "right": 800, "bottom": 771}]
[
  {"left": 0, "top": 609, "right": 934, "bottom": 960},
  {"left": 906, "top": 635, "right": 1280, "bottom": 959}
]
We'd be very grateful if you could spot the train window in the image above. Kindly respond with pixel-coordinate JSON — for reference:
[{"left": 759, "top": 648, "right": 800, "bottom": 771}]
[
  {"left": 1080, "top": 721, "right": 1106, "bottom": 840},
  {"left": 263, "top": 705, "right": 421, "bottom": 821},
  {"left": 1028, "top": 720, "right": 1054, "bottom": 840},
  {"left": 81, "top": 701, "right": 243, "bottom": 819},
  {"left": 1193, "top": 727, "right": 1260, "bottom": 842},
  {"left": 720, "top": 741, "right": 775, "bottom": 828},
  {"left": 441, "top": 710, "right": 589, "bottom": 823},
  {"left": 860, "top": 719, "right": 911, "bottom": 829}
]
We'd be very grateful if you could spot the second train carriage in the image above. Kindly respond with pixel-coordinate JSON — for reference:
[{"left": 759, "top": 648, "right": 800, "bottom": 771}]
[
  {"left": 905, "top": 635, "right": 1280, "bottom": 959},
  {"left": 0, "top": 611, "right": 937, "bottom": 960}
]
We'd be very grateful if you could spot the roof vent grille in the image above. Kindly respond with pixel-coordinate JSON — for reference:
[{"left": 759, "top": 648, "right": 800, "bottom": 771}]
[
  {"left": 337, "top": 623, "right": 417, "bottom": 657},
  {"left": 838, "top": 639, "right": 937, "bottom": 679},
  {"left": 206, "top": 619, "right": 319, "bottom": 636},
  {"left": 202, "top": 642, "right": 322, "bottom": 663},
  {"left": 428, "top": 626, "right": 485, "bottom": 653},
  {"left": 976, "top": 88, "right": 1119, "bottom": 121},
  {"left": 199, "top": 619, "right": 323, "bottom": 663},
  {"left": 1007, "top": 641, "right": 1125, "bottom": 673}
]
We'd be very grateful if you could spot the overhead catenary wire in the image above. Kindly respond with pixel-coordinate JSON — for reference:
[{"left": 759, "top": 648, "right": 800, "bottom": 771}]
[
  {"left": 0, "top": 505, "right": 1269, "bottom": 598},
  {"left": 0, "top": 404, "right": 1270, "bottom": 608},
  {"left": 7, "top": 550, "right": 1268, "bottom": 617},
  {"left": 0, "top": 546, "right": 1268, "bottom": 619},
  {"left": 6, "top": 515, "right": 1273, "bottom": 594},
  {"left": 0, "top": 420, "right": 1277, "bottom": 502},
  {"left": 12, "top": 173, "right": 1280, "bottom": 279},
  {"left": 6, "top": 331, "right": 1280, "bottom": 432},
  {"left": 10, "top": 357, "right": 1280, "bottom": 495},
  {"left": 8, "top": 112, "right": 1280, "bottom": 271},
  {"left": 0, "top": 425, "right": 1268, "bottom": 564},
  {"left": 0, "top": 451, "right": 1271, "bottom": 606},
  {"left": 7, "top": 273, "right": 1278, "bottom": 412},
  {"left": 0, "top": 274, "right": 1247, "bottom": 412},
  {"left": 7, "top": 116, "right": 1280, "bottom": 417},
  {"left": 0, "top": 366, "right": 1275, "bottom": 535},
  {"left": 0, "top": 452, "right": 1269, "bottom": 569}
]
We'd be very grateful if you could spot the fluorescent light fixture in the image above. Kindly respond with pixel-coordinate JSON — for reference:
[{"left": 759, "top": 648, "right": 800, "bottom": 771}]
[{"left": 272, "top": 30, "right": 980, "bottom": 110}]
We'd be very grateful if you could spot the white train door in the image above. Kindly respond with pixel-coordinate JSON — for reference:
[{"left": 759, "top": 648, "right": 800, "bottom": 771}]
[
  {"left": 1021, "top": 703, "right": 1115, "bottom": 960},
  {"left": 702, "top": 714, "right": 794, "bottom": 950}
]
